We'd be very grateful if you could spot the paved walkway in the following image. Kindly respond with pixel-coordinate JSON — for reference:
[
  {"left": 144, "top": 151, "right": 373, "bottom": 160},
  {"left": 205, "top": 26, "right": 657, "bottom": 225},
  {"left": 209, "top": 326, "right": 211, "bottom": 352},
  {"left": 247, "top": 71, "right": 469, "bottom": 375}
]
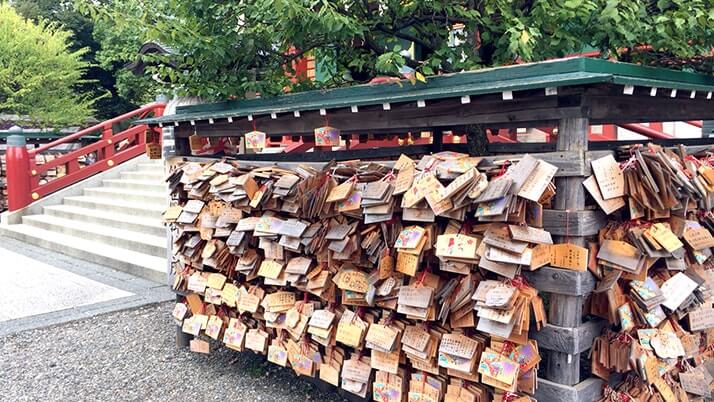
[
  {"left": 0, "top": 236, "right": 172, "bottom": 336},
  {"left": 0, "top": 237, "right": 349, "bottom": 401},
  {"left": 0, "top": 302, "right": 347, "bottom": 402}
]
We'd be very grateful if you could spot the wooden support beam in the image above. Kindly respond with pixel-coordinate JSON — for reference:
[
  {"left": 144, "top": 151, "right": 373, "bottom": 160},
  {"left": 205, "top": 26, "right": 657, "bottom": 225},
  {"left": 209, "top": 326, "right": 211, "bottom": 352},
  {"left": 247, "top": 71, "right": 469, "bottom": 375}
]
[
  {"left": 548, "top": 294, "right": 584, "bottom": 328},
  {"left": 587, "top": 94, "right": 714, "bottom": 123},
  {"left": 488, "top": 138, "right": 714, "bottom": 154},
  {"left": 544, "top": 115, "right": 591, "bottom": 386},
  {"left": 534, "top": 377, "right": 604, "bottom": 402},
  {"left": 432, "top": 128, "right": 443, "bottom": 153},
  {"left": 174, "top": 137, "right": 191, "bottom": 158},
  {"left": 284, "top": 141, "right": 315, "bottom": 153},
  {"left": 530, "top": 320, "right": 606, "bottom": 354},
  {"left": 523, "top": 267, "right": 596, "bottom": 296},
  {"left": 554, "top": 117, "right": 589, "bottom": 210},
  {"left": 478, "top": 150, "right": 612, "bottom": 177},
  {"left": 542, "top": 209, "right": 607, "bottom": 236},
  {"left": 173, "top": 100, "right": 589, "bottom": 138},
  {"left": 214, "top": 145, "right": 432, "bottom": 162},
  {"left": 176, "top": 325, "right": 192, "bottom": 348}
]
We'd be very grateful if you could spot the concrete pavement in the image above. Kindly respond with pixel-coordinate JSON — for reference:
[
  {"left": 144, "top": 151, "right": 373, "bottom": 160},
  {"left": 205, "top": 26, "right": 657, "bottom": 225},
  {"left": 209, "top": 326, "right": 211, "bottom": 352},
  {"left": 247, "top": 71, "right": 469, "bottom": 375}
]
[{"left": 0, "top": 235, "right": 172, "bottom": 336}]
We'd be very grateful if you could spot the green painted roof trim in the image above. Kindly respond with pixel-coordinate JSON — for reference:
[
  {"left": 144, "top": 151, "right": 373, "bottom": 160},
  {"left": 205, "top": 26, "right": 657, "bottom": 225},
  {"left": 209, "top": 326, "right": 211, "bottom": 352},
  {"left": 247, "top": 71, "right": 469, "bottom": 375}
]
[{"left": 139, "top": 57, "right": 714, "bottom": 125}]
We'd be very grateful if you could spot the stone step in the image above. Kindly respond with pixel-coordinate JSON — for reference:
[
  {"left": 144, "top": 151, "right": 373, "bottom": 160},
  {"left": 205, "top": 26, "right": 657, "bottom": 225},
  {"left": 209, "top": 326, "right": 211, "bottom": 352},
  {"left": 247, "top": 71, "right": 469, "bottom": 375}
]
[
  {"left": 83, "top": 187, "right": 165, "bottom": 205},
  {"left": 21, "top": 215, "right": 166, "bottom": 258},
  {"left": 43, "top": 204, "right": 166, "bottom": 237},
  {"left": 63, "top": 196, "right": 164, "bottom": 219},
  {"left": 137, "top": 162, "right": 165, "bottom": 170},
  {"left": 102, "top": 178, "right": 166, "bottom": 192},
  {"left": 120, "top": 170, "right": 164, "bottom": 181},
  {"left": 0, "top": 224, "right": 166, "bottom": 283}
]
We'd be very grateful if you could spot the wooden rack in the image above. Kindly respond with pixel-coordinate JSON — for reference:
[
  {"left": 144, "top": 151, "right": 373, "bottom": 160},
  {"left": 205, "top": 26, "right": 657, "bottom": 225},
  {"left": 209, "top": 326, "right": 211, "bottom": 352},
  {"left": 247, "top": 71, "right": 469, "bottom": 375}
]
[
  {"left": 148, "top": 57, "right": 714, "bottom": 402},
  {"left": 166, "top": 144, "right": 614, "bottom": 402}
]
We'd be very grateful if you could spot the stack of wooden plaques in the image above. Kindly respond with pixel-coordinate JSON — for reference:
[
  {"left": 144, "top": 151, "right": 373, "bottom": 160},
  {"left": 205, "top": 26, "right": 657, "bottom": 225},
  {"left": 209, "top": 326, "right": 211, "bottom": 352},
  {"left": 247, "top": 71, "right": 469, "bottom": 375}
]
[
  {"left": 167, "top": 151, "right": 565, "bottom": 401},
  {"left": 582, "top": 144, "right": 714, "bottom": 401}
]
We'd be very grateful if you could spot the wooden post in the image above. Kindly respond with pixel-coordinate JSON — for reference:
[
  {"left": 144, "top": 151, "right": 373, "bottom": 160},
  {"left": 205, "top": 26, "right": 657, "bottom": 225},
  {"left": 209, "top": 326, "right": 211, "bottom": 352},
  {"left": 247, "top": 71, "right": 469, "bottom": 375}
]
[
  {"left": 176, "top": 294, "right": 192, "bottom": 347},
  {"left": 546, "top": 116, "right": 589, "bottom": 386},
  {"left": 432, "top": 129, "right": 444, "bottom": 153},
  {"left": 175, "top": 137, "right": 192, "bottom": 157},
  {"left": 554, "top": 117, "right": 588, "bottom": 212},
  {"left": 102, "top": 123, "right": 115, "bottom": 160},
  {"left": 67, "top": 159, "right": 80, "bottom": 175}
]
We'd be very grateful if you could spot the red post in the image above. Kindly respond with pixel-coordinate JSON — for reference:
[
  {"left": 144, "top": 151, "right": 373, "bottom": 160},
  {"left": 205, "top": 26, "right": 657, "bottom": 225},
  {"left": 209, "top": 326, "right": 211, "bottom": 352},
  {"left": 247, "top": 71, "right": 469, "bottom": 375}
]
[
  {"left": 154, "top": 96, "right": 167, "bottom": 118},
  {"left": 6, "top": 126, "right": 33, "bottom": 211},
  {"left": 102, "top": 123, "right": 115, "bottom": 160},
  {"left": 152, "top": 95, "right": 167, "bottom": 146}
]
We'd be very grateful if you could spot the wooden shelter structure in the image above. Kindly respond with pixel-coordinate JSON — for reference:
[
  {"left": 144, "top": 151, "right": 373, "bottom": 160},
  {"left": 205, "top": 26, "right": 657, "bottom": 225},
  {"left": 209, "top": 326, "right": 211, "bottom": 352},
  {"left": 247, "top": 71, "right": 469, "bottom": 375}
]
[{"left": 140, "top": 57, "right": 714, "bottom": 402}]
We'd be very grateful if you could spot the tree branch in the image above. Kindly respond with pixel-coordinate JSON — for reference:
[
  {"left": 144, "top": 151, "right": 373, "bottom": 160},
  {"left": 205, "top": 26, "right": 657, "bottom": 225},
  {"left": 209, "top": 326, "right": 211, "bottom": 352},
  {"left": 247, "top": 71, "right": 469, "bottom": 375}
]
[
  {"left": 411, "top": 14, "right": 468, "bottom": 25},
  {"left": 374, "top": 23, "right": 436, "bottom": 53},
  {"left": 363, "top": 33, "right": 420, "bottom": 69}
]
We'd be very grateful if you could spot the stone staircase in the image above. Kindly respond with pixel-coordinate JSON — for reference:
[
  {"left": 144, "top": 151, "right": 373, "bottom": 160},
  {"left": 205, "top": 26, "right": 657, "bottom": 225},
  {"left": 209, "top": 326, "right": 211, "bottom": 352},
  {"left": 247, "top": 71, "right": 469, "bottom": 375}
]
[{"left": 0, "top": 158, "right": 167, "bottom": 282}]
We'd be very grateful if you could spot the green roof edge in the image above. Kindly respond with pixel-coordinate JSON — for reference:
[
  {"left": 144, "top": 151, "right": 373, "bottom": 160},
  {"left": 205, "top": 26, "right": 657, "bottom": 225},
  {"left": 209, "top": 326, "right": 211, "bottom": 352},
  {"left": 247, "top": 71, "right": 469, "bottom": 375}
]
[{"left": 139, "top": 57, "right": 714, "bottom": 125}]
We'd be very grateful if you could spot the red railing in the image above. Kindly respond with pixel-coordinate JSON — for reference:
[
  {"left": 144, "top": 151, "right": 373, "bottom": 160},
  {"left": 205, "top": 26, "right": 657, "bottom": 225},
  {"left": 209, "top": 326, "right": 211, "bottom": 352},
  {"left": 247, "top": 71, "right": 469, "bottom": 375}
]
[{"left": 5, "top": 101, "right": 166, "bottom": 211}]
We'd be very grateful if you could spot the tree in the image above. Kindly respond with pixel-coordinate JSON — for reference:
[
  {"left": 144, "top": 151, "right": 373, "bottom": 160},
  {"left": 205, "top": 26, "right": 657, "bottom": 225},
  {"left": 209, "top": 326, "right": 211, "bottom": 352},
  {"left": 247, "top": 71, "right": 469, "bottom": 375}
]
[
  {"left": 80, "top": 0, "right": 714, "bottom": 102},
  {"left": 90, "top": 1, "right": 162, "bottom": 107},
  {"left": 12, "top": 0, "right": 155, "bottom": 119},
  {"left": 0, "top": 4, "right": 95, "bottom": 126}
]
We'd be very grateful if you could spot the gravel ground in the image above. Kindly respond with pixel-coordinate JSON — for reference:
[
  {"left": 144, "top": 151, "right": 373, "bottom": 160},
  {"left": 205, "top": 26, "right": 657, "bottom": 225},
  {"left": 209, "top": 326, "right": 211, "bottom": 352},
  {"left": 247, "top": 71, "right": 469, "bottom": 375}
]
[{"left": 0, "top": 302, "right": 349, "bottom": 402}]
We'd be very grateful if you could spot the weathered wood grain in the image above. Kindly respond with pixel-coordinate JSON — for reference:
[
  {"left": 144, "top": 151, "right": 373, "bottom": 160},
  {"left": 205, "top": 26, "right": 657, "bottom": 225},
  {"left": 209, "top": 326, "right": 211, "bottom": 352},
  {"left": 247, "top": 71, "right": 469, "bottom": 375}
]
[
  {"left": 587, "top": 93, "right": 714, "bottom": 123},
  {"left": 487, "top": 138, "right": 714, "bottom": 154},
  {"left": 543, "top": 209, "right": 607, "bottom": 236},
  {"left": 546, "top": 350, "right": 581, "bottom": 385},
  {"left": 523, "top": 267, "right": 596, "bottom": 296},
  {"left": 547, "top": 116, "right": 591, "bottom": 386},
  {"left": 534, "top": 377, "right": 604, "bottom": 402},
  {"left": 554, "top": 116, "right": 588, "bottom": 210},
  {"left": 585, "top": 150, "right": 615, "bottom": 171},
  {"left": 531, "top": 320, "right": 606, "bottom": 354},
  {"left": 549, "top": 294, "right": 584, "bottom": 327},
  {"left": 170, "top": 156, "right": 386, "bottom": 170},
  {"left": 557, "top": 117, "right": 589, "bottom": 152},
  {"left": 182, "top": 145, "right": 431, "bottom": 163},
  {"left": 172, "top": 102, "right": 588, "bottom": 137},
  {"left": 480, "top": 151, "right": 590, "bottom": 177}
]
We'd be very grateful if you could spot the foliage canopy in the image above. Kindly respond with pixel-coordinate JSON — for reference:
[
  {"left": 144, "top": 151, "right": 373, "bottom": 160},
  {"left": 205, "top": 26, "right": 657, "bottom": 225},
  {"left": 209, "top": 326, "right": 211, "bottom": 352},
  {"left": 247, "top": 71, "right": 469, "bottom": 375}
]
[
  {"left": 0, "top": 4, "right": 95, "bottom": 126},
  {"left": 12, "top": 0, "right": 158, "bottom": 119},
  {"left": 81, "top": 0, "right": 714, "bottom": 102}
]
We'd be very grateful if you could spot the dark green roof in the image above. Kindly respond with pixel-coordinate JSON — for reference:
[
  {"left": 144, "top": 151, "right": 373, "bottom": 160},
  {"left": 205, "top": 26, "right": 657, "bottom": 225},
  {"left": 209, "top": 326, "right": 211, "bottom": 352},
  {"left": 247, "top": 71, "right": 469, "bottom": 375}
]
[{"left": 140, "top": 57, "right": 714, "bottom": 125}]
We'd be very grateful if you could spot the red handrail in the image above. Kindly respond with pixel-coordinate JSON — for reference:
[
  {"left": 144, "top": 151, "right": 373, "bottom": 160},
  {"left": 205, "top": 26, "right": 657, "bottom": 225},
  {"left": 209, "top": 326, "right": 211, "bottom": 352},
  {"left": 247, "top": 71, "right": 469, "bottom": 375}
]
[
  {"left": 6, "top": 101, "right": 166, "bottom": 211},
  {"left": 619, "top": 123, "right": 673, "bottom": 140},
  {"left": 29, "top": 103, "right": 163, "bottom": 155}
]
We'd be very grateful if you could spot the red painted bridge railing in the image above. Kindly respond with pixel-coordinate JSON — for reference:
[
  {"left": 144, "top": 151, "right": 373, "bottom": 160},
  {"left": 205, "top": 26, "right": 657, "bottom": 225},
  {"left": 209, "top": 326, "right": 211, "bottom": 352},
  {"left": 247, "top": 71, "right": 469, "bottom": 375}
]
[{"left": 5, "top": 101, "right": 166, "bottom": 211}]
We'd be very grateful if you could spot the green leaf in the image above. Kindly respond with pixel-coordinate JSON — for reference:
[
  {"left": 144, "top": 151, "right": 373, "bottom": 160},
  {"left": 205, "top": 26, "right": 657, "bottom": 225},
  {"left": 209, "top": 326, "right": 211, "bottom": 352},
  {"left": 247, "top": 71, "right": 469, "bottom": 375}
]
[
  {"left": 564, "top": 0, "right": 580, "bottom": 9},
  {"left": 66, "top": 0, "right": 714, "bottom": 104},
  {"left": 0, "top": 4, "right": 96, "bottom": 126},
  {"left": 415, "top": 71, "right": 426, "bottom": 83}
]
